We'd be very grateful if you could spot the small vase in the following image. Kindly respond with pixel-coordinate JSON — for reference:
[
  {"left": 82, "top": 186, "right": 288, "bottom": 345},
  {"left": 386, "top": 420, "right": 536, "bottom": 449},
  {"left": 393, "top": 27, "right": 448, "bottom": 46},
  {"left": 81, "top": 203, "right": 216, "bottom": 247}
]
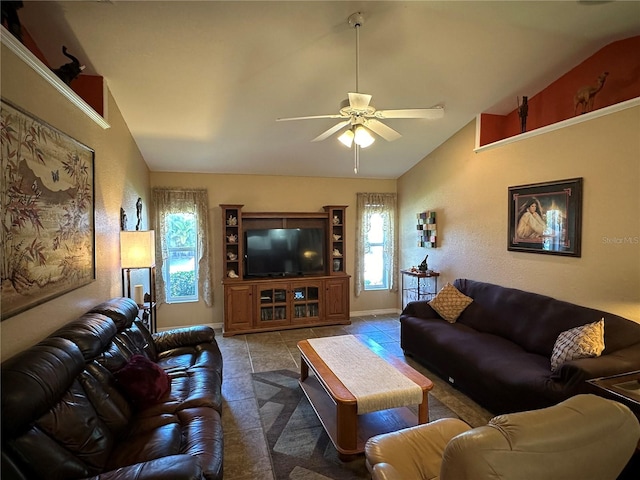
[{"left": 333, "top": 259, "right": 341, "bottom": 272}]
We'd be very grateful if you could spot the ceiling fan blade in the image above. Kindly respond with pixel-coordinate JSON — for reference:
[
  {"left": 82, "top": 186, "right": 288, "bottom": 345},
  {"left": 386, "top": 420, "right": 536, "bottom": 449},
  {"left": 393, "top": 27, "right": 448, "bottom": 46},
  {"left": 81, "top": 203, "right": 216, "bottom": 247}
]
[
  {"left": 277, "top": 114, "right": 346, "bottom": 122},
  {"left": 348, "top": 92, "right": 372, "bottom": 110},
  {"left": 311, "top": 120, "right": 351, "bottom": 142},
  {"left": 374, "top": 106, "right": 445, "bottom": 119},
  {"left": 364, "top": 119, "right": 402, "bottom": 142}
]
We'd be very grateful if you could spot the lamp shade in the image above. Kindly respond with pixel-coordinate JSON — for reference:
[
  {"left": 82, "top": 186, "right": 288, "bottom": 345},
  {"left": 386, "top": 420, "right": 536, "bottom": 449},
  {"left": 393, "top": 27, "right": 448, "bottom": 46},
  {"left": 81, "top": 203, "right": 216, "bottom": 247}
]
[
  {"left": 354, "top": 125, "right": 375, "bottom": 148},
  {"left": 120, "top": 230, "right": 156, "bottom": 268},
  {"left": 338, "top": 128, "right": 354, "bottom": 148}
]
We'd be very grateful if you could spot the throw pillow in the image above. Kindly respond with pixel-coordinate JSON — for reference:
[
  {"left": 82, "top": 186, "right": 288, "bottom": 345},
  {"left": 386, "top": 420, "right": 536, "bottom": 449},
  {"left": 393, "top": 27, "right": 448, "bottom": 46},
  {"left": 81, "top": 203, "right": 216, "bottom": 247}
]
[
  {"left": 550, "top": 319, "right": 605, "bottom": 372},
  {"left": 114, "top": 354, "right": 171, "bottom": 408},
  {"left": 428, "top": 283, "right": 473, "bottom": 323}
]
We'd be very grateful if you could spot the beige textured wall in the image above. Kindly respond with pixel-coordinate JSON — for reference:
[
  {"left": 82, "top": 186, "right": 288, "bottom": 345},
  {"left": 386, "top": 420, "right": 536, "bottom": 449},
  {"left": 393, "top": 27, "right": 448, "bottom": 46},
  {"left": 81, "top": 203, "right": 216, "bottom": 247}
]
[
  {"left": 398, "top": 107, "right": 640, "bottom": 322},
  {"left": 1, "top": 45, "right": 150, "bottom": 361},
  {"left": 149, "top": 173, "right": 397, "bottom": 329}
]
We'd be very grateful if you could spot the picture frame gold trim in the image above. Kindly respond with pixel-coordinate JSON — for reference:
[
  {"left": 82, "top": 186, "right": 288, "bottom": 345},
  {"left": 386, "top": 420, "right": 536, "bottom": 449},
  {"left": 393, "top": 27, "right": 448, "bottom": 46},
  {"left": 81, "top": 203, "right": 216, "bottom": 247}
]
[{"left": 1, "top": 99, "right": 95, "bottom": 320}]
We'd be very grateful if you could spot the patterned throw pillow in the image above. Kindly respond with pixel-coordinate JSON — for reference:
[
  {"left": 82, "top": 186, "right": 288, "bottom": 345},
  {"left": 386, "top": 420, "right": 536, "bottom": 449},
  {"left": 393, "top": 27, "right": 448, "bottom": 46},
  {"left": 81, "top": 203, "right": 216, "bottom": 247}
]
[
  {"left": 428, "top": 283, "right": 473, "bottom": 323},
  {"left": 550, "top": 319, "right": 605, "bottom": 372}
]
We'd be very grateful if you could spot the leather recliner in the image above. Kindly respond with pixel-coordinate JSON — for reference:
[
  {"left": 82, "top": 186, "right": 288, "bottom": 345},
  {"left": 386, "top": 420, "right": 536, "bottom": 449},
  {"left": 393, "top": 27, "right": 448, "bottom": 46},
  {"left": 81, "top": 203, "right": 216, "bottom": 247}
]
[{"left": 365, "top": 394, "right": 640, "bottom": 480}]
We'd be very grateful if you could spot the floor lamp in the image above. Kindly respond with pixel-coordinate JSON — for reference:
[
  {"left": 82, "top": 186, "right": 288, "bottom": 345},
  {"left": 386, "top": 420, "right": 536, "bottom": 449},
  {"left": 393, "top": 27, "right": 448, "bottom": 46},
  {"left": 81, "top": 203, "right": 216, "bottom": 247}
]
[{"left": 120, "top": 230, "right": 157, "bottom": 333}]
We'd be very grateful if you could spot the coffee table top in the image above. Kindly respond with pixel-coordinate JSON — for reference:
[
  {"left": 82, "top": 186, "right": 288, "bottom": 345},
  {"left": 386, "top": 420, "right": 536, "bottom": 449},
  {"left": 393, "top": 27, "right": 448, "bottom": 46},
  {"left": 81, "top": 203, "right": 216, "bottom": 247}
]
[{"left": 298, "top": 335, "right": 433, "bottom": 408}]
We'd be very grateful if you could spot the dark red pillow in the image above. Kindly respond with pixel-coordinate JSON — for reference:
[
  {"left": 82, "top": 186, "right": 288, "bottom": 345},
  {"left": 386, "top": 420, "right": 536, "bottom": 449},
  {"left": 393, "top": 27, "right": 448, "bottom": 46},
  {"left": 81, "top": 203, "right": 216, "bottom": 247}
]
[{"left": 114, "top": 354, "right": 171, "bottom": 407}]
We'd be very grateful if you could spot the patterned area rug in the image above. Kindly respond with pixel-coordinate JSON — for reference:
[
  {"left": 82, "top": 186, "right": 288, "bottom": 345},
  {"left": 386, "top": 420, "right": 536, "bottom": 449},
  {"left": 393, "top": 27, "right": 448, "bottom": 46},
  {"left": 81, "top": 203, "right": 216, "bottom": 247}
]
[{"left": 252, "top": 369, "right": 460, "bottom": 480}]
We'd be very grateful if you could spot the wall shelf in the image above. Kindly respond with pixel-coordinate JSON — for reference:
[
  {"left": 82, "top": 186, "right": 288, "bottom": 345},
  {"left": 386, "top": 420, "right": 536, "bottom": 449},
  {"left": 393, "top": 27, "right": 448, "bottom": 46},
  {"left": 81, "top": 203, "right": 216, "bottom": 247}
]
[
  {"left": 1, "top": 25, "right": 110, "bottom": 130},
  {"left": 474, "top": 96, "right": 639, "bottom": 153}
]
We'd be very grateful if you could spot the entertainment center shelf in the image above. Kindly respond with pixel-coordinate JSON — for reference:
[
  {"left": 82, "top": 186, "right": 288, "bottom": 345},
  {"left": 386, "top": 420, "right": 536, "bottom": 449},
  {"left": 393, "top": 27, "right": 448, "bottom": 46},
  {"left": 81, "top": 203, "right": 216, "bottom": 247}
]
[{"left": 220, "top": 204, "right": 350, "bottom": 336}]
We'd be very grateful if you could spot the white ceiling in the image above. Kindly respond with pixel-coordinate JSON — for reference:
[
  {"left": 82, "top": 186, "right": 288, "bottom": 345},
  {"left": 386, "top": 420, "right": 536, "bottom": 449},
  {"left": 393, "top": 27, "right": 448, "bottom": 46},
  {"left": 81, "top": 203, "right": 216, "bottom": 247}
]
[{"left": 18, "top": 1, "right": 640, "bottom": 179}]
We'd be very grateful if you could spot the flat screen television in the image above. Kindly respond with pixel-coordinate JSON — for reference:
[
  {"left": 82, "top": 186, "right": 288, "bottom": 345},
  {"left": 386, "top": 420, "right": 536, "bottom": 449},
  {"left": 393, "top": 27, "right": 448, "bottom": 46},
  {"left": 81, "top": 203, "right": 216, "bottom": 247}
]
[{"left": 245, "top": 228, "right": 325, "bottom": 277}]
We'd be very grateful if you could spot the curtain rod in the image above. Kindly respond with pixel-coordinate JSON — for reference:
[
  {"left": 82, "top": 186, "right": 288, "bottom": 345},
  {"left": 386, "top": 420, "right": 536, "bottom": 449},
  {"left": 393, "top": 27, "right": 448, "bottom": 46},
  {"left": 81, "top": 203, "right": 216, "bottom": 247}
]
[{"left": 152, "top": 187, "right": 208, "bottom": 193}]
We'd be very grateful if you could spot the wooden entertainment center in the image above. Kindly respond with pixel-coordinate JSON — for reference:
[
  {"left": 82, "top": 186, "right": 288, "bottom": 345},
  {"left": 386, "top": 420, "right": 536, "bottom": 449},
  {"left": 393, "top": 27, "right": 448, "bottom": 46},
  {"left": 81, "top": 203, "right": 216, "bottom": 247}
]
[{"left": 220, "top": 204, "right": 351, "bottom": 336}]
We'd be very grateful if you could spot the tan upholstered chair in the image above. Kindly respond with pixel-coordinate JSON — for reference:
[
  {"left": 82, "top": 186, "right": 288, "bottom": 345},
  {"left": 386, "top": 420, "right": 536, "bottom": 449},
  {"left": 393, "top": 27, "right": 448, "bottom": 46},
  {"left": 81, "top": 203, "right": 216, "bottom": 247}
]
[{"left": 365, "top": 394, "right": 640, "bottom": 480}]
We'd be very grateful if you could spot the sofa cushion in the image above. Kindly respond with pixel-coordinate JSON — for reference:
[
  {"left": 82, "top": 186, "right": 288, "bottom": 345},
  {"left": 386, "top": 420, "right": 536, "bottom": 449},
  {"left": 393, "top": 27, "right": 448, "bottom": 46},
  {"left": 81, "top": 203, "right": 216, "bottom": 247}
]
[
  {"left": 114, "top": 355, "right": 171, "bottom": 408},
  {"left": 550, "top": 319, "right": 605, "bottom": 372},
  {"left": 429, "top": 283, "right": 473, "bottom": 323}
]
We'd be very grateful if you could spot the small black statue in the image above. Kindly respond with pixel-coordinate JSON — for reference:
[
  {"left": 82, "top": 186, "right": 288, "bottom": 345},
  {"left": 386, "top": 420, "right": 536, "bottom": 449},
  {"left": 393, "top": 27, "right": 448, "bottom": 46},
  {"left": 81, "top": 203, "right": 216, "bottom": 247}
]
[
  {"left": 418, "top": 255, "right": 428, "bottom": 272},
  {"left": 518, "top": 96, "right": 529, "bottom": 133},
  {"left": 1, "top": 1, "right": 24, "bottom": 43},
  {"left": 53, "top": 46, "right": 85, "bottom": 86}
]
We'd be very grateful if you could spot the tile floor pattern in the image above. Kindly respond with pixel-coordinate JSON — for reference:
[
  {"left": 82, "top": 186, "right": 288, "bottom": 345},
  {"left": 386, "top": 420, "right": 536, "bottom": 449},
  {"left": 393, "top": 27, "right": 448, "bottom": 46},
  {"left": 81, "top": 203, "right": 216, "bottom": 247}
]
[{"left": 217, "top": 314, "right": 493, "bottom": 480}]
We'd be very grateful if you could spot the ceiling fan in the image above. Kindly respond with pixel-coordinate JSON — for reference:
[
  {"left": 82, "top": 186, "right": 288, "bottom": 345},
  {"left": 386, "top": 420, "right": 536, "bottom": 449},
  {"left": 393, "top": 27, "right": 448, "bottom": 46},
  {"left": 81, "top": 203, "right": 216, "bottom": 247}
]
[{"left": 276, "top": 12, "right": 444, "bottom": 172}]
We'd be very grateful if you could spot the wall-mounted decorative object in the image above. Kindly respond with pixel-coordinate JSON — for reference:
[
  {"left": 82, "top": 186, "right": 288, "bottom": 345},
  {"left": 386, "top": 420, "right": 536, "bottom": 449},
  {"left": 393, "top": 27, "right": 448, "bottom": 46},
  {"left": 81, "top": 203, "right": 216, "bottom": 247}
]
[
  {"left": 120, "top": 207, "right": 128, "bottom": 231},
  {"left": 417, "top": 211, "right": 437, "bottom": 247},
  {"left": 1, "top": 99, "right": 95, "bottom": 320},
  {"left": 135, "top": 197, "right": 142, "bottom": 230},
  {"left": 508, "top": 178, "right": 583, "bottom": 257}
]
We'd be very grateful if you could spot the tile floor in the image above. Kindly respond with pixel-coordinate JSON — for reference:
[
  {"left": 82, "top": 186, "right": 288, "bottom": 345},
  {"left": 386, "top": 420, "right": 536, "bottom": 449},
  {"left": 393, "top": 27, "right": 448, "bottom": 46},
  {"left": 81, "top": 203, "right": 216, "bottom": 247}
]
[{"left": 216, "top": 313, "right": 492, "bottom": 480}]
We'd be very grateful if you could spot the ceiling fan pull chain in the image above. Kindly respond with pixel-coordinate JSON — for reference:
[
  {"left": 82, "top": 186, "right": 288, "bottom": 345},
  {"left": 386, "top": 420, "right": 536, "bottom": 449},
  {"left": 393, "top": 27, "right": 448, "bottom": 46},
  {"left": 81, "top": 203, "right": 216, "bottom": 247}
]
[{"left": 354, "top": 144, "right": 360, "bottom": 174}]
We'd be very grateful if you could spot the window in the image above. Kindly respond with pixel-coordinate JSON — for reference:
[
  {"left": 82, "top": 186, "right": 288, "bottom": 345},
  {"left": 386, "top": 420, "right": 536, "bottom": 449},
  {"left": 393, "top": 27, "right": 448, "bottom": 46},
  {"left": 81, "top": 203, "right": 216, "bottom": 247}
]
[
  {"left": 152, "top": 188, "right": 212, "bottom": 307},
  {"left": 166, "top": 212, "right": 198, "bottom": 302},
  {"left": 355, "top": 193, "right": 397, "bottom": 296},
  {"left": 364, "top": 212, "right": 388, "bottom": 290}
]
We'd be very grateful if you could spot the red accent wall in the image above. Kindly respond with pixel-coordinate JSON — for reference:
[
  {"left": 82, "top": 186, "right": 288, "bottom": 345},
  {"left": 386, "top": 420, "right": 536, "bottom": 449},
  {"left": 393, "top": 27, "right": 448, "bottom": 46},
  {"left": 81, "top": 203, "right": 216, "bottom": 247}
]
[{"left": 479, "top": 36, "right": 640, "bottom": 146}]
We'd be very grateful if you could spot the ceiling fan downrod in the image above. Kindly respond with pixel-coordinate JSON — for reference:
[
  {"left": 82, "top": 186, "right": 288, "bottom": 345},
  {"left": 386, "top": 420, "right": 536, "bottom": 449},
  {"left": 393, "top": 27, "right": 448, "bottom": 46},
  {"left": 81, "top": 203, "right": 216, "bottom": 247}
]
[{"left": 348, "top": 12, "right": 364, "bottom": 93}]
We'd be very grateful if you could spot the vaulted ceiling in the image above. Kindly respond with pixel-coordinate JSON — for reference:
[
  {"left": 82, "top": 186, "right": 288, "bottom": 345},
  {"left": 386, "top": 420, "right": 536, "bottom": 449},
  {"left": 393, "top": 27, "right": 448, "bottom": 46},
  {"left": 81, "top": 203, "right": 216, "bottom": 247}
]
[{"left": 18, "top": 1, "right": 640, "bottom": 178}]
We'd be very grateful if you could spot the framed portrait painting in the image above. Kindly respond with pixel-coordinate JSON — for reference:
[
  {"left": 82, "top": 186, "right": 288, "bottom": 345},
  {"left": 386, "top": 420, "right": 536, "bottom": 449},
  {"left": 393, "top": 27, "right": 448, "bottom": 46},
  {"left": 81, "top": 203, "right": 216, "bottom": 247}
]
[
  {"left": 1, "top": 99, "right": 95, "bottom": 320},
  {"left": 508, "top": 178, "right": 583, "bottom": 257}
]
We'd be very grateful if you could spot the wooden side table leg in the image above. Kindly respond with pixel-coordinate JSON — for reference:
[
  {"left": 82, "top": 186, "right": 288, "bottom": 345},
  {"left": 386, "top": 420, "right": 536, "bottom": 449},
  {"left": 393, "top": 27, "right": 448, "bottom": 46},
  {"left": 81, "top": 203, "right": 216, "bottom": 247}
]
[
  {"left": 300, "top": 355, "right": 309, "bottom": 382},
  {"left": 418, "top": 390, "right": 429, "bottom": 424}
]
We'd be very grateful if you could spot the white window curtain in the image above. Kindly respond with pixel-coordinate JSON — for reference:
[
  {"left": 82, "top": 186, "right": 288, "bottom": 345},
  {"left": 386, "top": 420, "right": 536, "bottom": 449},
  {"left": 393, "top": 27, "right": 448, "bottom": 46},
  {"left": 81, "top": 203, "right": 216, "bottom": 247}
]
[
  {"left": 152, "top": 188, "right": 212, "bottom": 307},
  {"left": 355, "top": 192, "right": 398, "bottom": 297}
]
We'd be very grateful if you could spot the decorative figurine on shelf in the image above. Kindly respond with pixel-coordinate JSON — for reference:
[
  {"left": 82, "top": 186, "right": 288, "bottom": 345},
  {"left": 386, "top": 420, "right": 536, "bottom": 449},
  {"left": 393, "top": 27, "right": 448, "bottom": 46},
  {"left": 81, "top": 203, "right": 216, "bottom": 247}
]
[
  {"left": 574, "top": 71, "right": 609, "bottom": 115},
  {"left": 227, "top": 215, "right": 237, "bottom": 226},
  {"left": 227, "top": 251, "right": 238, "bottom": 261},
  {"left": 227, "top": 269, "right": 239, "bottom": 278},
  {"left": 332, "top": 248, "right": 342, "bottom": 257},
  {"left": 418, "top": 255, "right": 428, "bottom": 272},
  {"left": 332, "top": 234, "right": 341, "bottom": 241},
  {"left": 1, "top": 1, "right": 24, "bottom": 43},
  {"left": 53, "top": 46, "right": 86, "bottom": 87},
  {"left": 517, "top": 96, "right": 528, "bottom": 133},
  {"left": 332, "top": 215, "right": 340, "bottom": 225},
  {"left": 227, "top": 233, "right": 237, "bottom": 243}
]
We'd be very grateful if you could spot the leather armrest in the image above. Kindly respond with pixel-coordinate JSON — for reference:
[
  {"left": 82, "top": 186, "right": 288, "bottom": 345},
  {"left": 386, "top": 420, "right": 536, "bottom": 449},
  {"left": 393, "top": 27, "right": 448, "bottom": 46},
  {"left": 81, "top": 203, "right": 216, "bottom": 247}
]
[
  {"left": 84, "top": 455, "right": 202, "bottom": 480},
  {"left": 365, "top": 418, "right": 471, "bottom": 479},
  {"left": 401, "top": 301, "right": 438, "bottom": 319},
  {"left": 152, "top": 326, "right": 216, "bottom": 352},
  {"left": 372, "top": 462, "right": 404, "bottom": 480}
]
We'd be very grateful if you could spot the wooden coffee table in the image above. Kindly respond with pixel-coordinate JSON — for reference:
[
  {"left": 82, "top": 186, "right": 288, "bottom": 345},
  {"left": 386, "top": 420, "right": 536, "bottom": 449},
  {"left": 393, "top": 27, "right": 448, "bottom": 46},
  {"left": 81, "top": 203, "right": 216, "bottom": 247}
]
[{"left": 297, "top": 336, "right": 433, "bottom": 459}]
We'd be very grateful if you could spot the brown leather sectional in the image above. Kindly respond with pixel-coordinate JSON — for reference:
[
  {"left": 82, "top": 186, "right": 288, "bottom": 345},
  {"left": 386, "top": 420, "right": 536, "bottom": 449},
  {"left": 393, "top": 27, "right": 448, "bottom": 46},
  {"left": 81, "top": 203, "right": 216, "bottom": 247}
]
[{"left": 1, "top": 297, "right": 223, "bottom": 480}]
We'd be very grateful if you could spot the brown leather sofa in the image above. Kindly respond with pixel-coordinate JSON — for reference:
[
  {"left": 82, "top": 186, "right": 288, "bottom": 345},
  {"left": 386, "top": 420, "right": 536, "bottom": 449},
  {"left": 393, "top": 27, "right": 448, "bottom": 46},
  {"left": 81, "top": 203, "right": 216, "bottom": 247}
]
[
  {"left": 1, "top": 297, "right": 223, "bottom": 480},
  {"left": 401, "top": 279, "right": 640, "bottom": 413},
  {"left": 365, "top": 394, "right": 640, "bottom": 480}
]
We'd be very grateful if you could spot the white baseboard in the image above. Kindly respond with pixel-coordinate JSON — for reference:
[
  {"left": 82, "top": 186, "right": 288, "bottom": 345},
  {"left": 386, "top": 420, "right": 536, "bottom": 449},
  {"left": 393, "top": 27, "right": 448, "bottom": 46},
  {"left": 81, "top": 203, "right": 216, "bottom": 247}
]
[
  {"left": 158, "top": 311, "right": 401, "bottom": 333},
  {"left": 350, "top": 308, "right": 401, "bottom": 317}
]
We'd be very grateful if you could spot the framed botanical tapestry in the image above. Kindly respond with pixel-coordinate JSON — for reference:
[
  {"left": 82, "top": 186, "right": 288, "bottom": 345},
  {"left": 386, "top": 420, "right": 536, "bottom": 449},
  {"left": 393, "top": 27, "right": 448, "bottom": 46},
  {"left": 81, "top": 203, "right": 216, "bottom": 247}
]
[
  {"left": 1, "top": 99, "right": 95, "bottom": 320},
  {"left": 508, "top": 178, "right": 583, "bottom": 257}
]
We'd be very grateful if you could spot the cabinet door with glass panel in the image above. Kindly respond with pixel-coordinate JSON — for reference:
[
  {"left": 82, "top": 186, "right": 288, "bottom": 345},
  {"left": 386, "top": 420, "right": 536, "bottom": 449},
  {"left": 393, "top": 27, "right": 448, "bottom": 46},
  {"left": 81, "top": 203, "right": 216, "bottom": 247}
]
[
  {"left": 290, "top": 280, "right": 323, "bottom": 325},
  {"left": 255, "top": 283, "right": 290, "bottom": 328}
]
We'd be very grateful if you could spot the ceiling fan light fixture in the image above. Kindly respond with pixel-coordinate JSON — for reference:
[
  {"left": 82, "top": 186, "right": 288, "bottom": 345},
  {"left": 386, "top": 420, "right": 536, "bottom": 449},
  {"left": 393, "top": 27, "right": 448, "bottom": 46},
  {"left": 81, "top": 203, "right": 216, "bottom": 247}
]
[
  {"left": 354, "top": 125, "right": 375, "bottom": 148},
  {"left": 338, "top": 129, "right": 354, "bottom": 147}
]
